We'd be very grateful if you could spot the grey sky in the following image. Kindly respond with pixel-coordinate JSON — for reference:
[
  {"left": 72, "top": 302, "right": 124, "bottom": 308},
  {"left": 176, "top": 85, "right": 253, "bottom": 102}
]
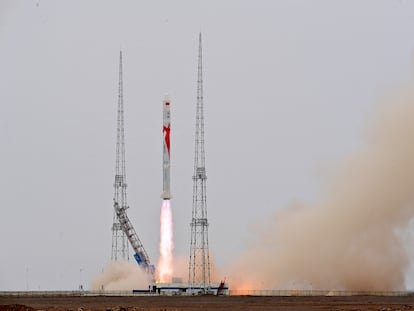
[{"left": 1, "top": 0, "right": 414, "bottom": 290}]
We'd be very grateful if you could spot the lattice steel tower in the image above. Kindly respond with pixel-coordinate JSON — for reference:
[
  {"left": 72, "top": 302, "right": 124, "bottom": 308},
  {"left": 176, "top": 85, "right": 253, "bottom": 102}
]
[
  {"left": 188, "top": 33, "right": 211, "bottom": 291},
  {"left": 111, "top": 51, "right": 130, "bottom": 261}
]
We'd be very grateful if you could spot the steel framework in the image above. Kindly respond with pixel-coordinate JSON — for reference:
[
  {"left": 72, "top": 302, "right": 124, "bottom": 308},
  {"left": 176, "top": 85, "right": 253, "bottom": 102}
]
[
  {"left": 188, "top": 33, "right": 211, "bottom": 291},
  {"left": 111, "top": 51, "right": 129, "bottom": 261}
]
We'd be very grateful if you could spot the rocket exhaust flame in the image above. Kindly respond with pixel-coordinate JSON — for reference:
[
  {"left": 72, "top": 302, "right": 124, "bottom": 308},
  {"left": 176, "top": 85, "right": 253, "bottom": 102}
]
[{"left": 158, "top": 199, "right": 174, "bottom": 283}]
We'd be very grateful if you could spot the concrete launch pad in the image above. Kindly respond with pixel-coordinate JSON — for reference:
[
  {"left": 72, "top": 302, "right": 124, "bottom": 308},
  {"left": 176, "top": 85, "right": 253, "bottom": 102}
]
[{"left": 133, "top": 282, "right": 229, "bottom": 295}]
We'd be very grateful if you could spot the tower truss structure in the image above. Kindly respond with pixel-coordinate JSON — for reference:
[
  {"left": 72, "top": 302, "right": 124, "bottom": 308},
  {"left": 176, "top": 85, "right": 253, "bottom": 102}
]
[
  {"left": 188, "top": 33, "right": 211, "bottom": 291},
  {"left": 111, "top": 51, "right": 130, "bottom": 261}
]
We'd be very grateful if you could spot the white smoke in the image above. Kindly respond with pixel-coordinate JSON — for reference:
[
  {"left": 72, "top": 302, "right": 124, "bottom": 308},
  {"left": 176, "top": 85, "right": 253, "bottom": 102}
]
[
  {"left": 229, "top": 75, "right": 414, "bottom": 291},
  {"left": 90, "top": 261, "right": 151, "bottom": 290}
]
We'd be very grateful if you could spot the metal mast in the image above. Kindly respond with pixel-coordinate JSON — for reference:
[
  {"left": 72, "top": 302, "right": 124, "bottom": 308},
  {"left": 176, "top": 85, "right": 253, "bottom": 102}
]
[
  {"left": 188, "top": 33, "right": 211, "bottom": 291},
  {"left": 111, "top": 51, "right": 129, "bottom": 261}
]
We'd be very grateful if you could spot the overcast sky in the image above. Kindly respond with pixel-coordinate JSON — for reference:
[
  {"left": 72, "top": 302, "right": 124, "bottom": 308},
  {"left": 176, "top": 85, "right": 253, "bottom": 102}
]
[{"left": 2, "top": 0, "right": 414, "bottom": 291}]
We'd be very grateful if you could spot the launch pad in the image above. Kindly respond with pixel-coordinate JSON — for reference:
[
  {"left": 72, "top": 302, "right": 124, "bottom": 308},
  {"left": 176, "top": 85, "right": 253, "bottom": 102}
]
[{"left": 133, "top": 281, "right": 229, "bottom": 296}]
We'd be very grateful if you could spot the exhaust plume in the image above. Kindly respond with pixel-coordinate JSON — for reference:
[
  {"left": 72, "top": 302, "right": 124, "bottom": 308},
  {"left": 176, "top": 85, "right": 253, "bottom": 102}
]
[
  {"left": 157, "top": 199, "right": 174, "bottom": 282},
  {"left": 230, "top": 77, "right": 414, "bottom": 291}
]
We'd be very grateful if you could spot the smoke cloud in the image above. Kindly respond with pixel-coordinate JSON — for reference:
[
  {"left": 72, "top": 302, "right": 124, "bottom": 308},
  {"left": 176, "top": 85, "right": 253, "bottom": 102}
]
[
  {"left": 230, "top": 77, "right": 414, "bottom": 291},
  {"left": 90, "top": 261, "right": 151, "bottom": 290},
  {"left": 171, "top": 252, "right": 223, "bottom": 283}
]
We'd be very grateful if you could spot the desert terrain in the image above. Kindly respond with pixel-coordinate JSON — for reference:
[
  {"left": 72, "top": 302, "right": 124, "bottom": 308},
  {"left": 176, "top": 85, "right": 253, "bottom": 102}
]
[{"left": 2, "top": 294, "right": 414, "bottom": 311}]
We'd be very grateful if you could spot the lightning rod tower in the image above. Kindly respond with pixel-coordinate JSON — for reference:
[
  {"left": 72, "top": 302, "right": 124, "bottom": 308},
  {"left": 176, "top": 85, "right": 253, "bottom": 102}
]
[
  {"left": 111, "top": 51, "right": 130, "bottom": 261},
  {"left": 188, "top": 33, "right": 211, "bottom": 291}
]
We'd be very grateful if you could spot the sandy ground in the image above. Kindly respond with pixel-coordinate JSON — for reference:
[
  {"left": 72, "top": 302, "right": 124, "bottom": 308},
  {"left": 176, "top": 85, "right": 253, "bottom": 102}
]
[{"left": 2, "top": 295, "right": 414, "bottom": 311}]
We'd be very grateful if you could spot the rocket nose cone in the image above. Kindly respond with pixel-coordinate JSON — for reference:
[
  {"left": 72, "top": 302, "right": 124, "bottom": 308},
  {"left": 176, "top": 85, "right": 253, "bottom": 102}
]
[{"left": 164, "top": 94, "right": 170, "bottom": 106}]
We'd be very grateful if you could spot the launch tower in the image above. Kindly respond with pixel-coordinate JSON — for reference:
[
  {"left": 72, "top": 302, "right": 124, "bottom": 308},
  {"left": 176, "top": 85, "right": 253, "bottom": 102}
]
[
  {"left": 111, "top": 51, "right": 129, "bottom": 261},
  {"left": 188, "top": 33, "right": 211, "bottom": 291}
]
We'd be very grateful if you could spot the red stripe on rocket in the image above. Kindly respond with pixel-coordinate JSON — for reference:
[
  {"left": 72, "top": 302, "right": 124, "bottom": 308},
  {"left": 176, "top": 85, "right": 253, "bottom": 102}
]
[{"left": 163, "top": 125, "right": 170, "bottom": 156}]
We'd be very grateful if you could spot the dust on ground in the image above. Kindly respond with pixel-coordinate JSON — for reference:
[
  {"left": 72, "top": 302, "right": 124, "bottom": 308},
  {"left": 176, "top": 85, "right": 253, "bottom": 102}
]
[{"left": 1, "top": 295, "right": 414, "bottom": 311}]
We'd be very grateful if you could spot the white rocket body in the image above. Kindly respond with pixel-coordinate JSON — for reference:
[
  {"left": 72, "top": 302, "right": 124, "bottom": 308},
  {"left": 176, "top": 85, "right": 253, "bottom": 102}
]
[{"left": 162, "top": 98, "right": 171, "bottom": 200}]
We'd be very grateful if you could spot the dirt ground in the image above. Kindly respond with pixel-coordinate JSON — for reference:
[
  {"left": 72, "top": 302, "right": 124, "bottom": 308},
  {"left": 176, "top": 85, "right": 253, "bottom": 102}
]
[{"left": 1, "top": 295, "right": 414, "bottom": 311}]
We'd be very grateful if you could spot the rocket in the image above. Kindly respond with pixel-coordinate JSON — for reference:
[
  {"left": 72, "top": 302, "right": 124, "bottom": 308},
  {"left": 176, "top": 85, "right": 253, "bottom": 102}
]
[{"left": 162, "top": 96, "right": 171, "bottom": 200}]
